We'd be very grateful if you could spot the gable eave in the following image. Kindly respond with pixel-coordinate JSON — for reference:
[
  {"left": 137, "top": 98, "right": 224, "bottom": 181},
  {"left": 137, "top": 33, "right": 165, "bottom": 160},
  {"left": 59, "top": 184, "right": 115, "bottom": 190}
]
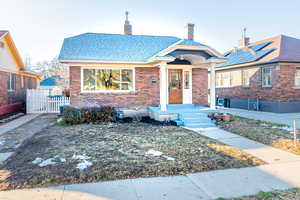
[{"left": 2, "top": 32, "right": 25, "bottom": 70}]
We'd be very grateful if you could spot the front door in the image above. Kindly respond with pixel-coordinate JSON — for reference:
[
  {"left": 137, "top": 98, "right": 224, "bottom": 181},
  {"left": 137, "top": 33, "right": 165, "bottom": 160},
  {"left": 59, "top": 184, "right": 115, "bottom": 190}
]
[{"left": 168, "top": 69, "right": 183, "bottom": 104}]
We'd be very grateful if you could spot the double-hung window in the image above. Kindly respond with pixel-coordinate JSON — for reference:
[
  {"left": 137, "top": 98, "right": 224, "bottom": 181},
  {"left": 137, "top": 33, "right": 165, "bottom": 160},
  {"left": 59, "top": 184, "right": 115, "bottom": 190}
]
[
  {"left": 294, "top": 67, "right": 300, "bottom": 87},
  {"left": 82, "top": 68, "right": 134, "bottom": 92},
  {"left": 242, "top": 69, "right": 250, "bottom": 87},
  {"left": 7, "top": 73, "right": 16, "bottom": 91},
  {"left": 262, "top": 67, "right": 272, "bottom": 87}
]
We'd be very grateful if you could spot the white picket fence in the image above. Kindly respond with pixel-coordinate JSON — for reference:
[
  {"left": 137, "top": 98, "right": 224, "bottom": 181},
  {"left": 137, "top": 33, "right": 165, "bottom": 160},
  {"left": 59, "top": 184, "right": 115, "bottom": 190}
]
[{"left": 26, "top": 89, "right": 70, "bottom": 113}]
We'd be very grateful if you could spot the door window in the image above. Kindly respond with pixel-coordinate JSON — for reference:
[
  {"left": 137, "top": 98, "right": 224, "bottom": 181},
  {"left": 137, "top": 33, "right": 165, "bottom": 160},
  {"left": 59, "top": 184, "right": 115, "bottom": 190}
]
[{"left": 170, "top": 72, "right": 181, "bottom": 89}]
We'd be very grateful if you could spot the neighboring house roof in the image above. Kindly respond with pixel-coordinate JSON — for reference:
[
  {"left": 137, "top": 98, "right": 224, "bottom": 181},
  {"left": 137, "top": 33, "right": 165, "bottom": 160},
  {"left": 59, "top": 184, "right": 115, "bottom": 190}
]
[
  {"left": 40, "top": 77, "right": 57, "bottom": 87},
  {"left": 0, "top": 30, "right": 8, "bottom": 38},
  {"left": 58, "top": 33, "right": 210, "bottom": 63},
  {"left": 218, "top": 35, "right": 300, "bottom": 68},
  {"left": 0, "top": 30, "right": 40, "bottom": 80}
]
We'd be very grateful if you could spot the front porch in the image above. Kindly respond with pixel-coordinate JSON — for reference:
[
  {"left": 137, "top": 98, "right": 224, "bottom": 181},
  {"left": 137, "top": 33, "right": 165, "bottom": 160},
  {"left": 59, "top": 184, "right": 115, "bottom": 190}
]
[{"left": 148, "top": 104, "right": 215, "bottom": 128}]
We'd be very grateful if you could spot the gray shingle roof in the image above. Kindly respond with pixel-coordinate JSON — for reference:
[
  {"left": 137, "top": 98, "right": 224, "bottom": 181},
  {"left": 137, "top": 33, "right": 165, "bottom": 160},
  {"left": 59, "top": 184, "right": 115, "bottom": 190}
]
[{"left": 58, "top": 33, "right": 208, "bottom": 62}]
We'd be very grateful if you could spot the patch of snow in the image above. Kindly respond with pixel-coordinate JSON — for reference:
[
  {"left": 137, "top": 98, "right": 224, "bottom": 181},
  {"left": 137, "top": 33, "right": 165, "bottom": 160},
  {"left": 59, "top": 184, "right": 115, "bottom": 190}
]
[
  {"left": 198, "top": 148, "right": 204, "bottom": 153},
  {"left": 38, "top": 158, "right": 56, "bottom": 167},
  {"left": 57, "top": 118, "right": 63, "bottom": 123},
  {"left": 0, "top": 140, "right": 5, "bottom": 145},
  {"left": 163, "top": 155, "right": 175, "bottom": 161},
  {"left": 272, "top": 126, "right": 292, "bottom": 131},
  {"left": 32, "top": 157, "right": 43, "bottom": 164},
  {"left": 146, "top": 149, "right": 163, "bottom": 156},
  {"left": 72, "top": 154, "right": 90, "bottom": 160},
  {"left": 76, "top": 160, "right": 93, "bottom": 170},
  {"left": 60, "top": 158, "right": 66, "bottom": 162}
]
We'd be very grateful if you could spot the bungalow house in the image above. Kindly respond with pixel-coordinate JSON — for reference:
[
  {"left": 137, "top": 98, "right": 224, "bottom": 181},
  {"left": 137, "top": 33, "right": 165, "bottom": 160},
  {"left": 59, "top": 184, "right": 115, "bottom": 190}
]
[
  {"left": 0, "top": 30, "right": 40, "bottom": 115},
  {"left": 215, "top": 32, "right": 300, "bottom": 113},
  {"left": 58, "top": 13, "right": 225, "bottom": 117}
]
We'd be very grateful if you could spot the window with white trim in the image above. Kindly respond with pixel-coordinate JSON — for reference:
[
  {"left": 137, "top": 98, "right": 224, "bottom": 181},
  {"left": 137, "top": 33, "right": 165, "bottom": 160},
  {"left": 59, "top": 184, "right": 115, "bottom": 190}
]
[
  {"left": 82, "top": 68, "right": 134, "bottom": 92},
  {"left": 7, "top": 73, "right": 16, "bottom": 91},
  {"left": 295, "top": 67, "right": 300, "bottom": 87},
  {"left": 262, "top": 67, "right": 272, "bottom": 87},
  {"left": 242, "top": 69, "right": 250, "bottom": 87}
]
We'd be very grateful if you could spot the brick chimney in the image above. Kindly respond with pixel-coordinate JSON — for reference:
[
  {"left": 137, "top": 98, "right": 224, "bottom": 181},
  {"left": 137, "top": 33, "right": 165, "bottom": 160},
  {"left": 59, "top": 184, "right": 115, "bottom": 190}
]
[
  {"left": 238, "top": 28, "right": 250, "bottom": 48},
  {"left": 185, "top": 23, "right": 194, "bottom": 40},
  {"left": 124, "top": 11, "right": 132, "bottom": 35}
]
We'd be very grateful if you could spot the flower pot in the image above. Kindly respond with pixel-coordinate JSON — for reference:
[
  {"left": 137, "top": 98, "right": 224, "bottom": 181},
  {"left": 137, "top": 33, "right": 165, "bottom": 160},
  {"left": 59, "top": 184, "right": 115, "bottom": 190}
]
[{"left": 222, "top": 115, "right": 231, "bottom": 121}]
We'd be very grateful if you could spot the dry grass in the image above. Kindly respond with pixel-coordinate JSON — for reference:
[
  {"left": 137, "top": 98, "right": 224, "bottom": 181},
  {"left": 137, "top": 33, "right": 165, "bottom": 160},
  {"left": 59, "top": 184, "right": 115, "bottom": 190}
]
[
  {"left": 0, "top": 120, "right": 265, "bottom": 190},
  {"left": 218, "top": 116, "right": 300, "bottom": 155},
  {"left": 224, "top": 188, "right": 300, "bottom": 200}
]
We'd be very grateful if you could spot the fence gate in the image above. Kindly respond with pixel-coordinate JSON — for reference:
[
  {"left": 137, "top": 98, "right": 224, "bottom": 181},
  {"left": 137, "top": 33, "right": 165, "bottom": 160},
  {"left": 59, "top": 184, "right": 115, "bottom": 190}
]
[{"left": 26, "top": 89, "right": 70, "bottom": 113}]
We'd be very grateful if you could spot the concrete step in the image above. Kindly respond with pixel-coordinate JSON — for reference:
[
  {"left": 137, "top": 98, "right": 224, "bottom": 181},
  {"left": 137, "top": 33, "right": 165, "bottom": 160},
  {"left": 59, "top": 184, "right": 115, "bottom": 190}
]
[
  {"left": 179, "top": 113, "right": 207, "bottom": 119},
  {"left": 185, "top": 121, "right": 215, "bottom": 126},
  {"left": 183, "top": 118, "right": 212, "bottom": 124},
  {"left": 173, "top": 119, "right": 184, "bottom": 126},
  {"left": 185, "top": 124, "right": 215, "bottom": 128}
]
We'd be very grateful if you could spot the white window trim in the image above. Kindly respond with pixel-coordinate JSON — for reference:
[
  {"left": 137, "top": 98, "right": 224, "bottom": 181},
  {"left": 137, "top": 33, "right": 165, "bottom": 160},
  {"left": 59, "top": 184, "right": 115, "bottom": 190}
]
[
  {"left": 7, "top": 73, "right": 15, "bottom": 92},
  {"left": 242, "top": 69, "right": 250, "bottom": 87},
  {"left": 261, "top": 66, "right": 273, "bottom": 87},
  {"left": 80, "top": 66, "right": 136, "bottom": 93},
  {"left": 294, "top": 67, "right": 300, "bottom": 88}
]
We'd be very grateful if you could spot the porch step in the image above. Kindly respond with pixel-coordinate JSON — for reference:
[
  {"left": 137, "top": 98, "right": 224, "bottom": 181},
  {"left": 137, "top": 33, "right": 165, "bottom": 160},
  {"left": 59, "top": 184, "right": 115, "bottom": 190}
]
[
  {"left": 178, "top": 112, "right": 215, "bottom": 128},
  {"left": 185, "top": 124, "right": 215, "bottom": 128}
]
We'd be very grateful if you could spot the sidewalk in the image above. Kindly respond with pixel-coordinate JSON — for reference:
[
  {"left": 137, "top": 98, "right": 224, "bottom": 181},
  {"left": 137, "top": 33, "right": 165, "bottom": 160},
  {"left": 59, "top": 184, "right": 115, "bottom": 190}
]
[
  {"left": 1, "top": 161, "right": 300, "bottom": 200},
  {"left": 1, "top": 126, "right": 300, "bottom": 200},
  {"left": 216, "top": 107, "right": 300, "bottom": 127},
  {"left": 0, "top": 114, "right": 40, "bottom": 135}
]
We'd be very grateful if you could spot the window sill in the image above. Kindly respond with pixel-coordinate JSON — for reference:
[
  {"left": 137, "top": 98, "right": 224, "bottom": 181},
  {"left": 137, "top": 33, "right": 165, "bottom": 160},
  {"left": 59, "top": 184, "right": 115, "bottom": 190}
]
[
  {"left": 7, "top": 90, "right": 15, "bottom": 92},
  {"left": 262, "top": 85, "right": 272, "bottom": 88},
  {"left": 242, "top": 86, "right": 250, "bottom": 89},
  {"left": 80, "top": 90, "right": 136, "bottom": 94},
  {"left": 293, "top": 86, "right": 300, "bottom": 89}
]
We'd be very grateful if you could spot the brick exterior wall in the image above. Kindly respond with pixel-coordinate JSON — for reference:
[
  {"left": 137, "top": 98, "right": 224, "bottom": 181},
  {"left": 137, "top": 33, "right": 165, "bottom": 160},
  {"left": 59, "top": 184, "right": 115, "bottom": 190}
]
[
  {"left": 216, "top": 63, "right": 300, "bottom": 102},
  {"left": 70, "top": 66, "right": 161, "bottom": 108},
  {"left": 0, "top": 71, "right": 37, "bottom": 107},
  {"left": 192, "top": 68, "right": 208, "bottom": 105},
  {"left": 70, "top": 66, "right": 209, "bottom": 108}
]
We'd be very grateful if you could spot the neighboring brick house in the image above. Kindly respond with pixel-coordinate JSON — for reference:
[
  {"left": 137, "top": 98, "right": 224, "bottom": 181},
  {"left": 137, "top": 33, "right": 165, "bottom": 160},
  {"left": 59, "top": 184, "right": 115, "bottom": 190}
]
[
  {"left": 215, "top": 33, "right": 300, "bottom": 113},
  {"left": 58, "top": 14, "right": 224, "bottom": 112},
  {"left": 0, "top": 31, "right": 40, "bottom": 115}
]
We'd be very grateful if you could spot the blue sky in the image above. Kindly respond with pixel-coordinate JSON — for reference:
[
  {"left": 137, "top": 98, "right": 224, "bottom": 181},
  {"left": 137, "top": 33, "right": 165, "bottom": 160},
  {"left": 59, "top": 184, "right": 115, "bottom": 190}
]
[{"left": 1, "top": 0, "right": 300, "bottom": 64}]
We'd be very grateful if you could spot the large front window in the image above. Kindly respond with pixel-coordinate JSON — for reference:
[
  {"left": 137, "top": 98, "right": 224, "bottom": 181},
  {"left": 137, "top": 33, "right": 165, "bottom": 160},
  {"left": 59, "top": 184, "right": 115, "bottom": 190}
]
[{"left": 82, "top": 68, "right": 134, "bottom": 92}]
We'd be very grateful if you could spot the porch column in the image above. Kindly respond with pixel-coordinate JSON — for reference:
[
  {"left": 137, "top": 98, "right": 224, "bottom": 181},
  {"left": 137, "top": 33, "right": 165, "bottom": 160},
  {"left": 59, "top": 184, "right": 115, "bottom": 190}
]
[
  {"left": 210, "top": 62, "right": 216, "bottom": 109},
  {"left": 160, "top": 62, "right": 167, "bottom": 111}
]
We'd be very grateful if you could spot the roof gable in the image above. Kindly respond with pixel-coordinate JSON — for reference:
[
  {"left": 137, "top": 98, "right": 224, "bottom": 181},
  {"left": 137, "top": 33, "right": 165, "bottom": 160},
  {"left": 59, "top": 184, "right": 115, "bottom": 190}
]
[{"left": 0, "top": 30, "right": 24, "bottom": 70}]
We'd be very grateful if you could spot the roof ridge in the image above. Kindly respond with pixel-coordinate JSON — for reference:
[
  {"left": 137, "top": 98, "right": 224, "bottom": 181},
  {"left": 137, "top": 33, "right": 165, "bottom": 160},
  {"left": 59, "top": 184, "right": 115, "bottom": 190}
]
[{"left": 66, "top": 32, "right": 181, "bottom": 40}]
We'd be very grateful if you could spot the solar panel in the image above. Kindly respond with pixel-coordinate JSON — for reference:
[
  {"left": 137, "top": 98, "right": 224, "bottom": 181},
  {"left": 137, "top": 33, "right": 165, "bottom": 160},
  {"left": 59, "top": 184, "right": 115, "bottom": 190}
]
[{"left": 250, "top": 42, "right": 272, "bottom": 51}]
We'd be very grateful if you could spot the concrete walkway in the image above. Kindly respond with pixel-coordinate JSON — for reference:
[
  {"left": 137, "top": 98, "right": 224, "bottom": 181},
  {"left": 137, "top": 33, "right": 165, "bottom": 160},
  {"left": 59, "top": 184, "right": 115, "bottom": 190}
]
[
  {"left": 188, "top": 127, "right": 300, "bottom": 164},
  {"left": 0, "top": 114, "right": 40, "bottom": 135},
  {"left": 217, "top": 107, "right": 300, "bottom": 127}
]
